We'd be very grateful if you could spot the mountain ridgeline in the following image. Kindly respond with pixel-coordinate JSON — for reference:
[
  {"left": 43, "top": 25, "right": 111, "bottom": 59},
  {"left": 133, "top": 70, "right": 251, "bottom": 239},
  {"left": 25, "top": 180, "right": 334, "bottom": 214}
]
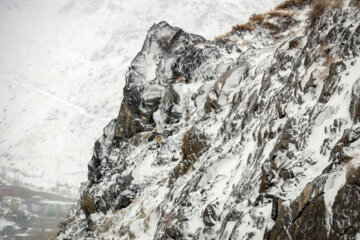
[{"left": 57, "top": 0, "right": 360, "bottom": 239}]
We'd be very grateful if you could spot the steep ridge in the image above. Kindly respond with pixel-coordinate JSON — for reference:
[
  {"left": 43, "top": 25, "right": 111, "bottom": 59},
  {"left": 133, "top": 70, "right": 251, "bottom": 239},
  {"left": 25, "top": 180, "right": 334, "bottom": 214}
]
[{"left": 58, "top": 0, "right": 360, "bottom": 239}]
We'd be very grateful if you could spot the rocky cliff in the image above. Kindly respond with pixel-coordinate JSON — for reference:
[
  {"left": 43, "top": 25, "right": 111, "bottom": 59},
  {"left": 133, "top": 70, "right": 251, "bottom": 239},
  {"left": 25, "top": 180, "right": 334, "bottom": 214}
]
[{"left": 57, "top": 0, "right": 360, "bottom": 239}]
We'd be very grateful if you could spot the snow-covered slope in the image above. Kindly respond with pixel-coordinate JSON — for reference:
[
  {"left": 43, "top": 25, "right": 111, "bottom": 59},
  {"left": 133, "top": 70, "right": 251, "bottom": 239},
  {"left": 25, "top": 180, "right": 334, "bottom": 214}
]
[
  {"left": 0, "top": 0, "right": 282, "bottom": 197},
  {"left": 57, "top": 0, "right": 360, "bottom": 239}
]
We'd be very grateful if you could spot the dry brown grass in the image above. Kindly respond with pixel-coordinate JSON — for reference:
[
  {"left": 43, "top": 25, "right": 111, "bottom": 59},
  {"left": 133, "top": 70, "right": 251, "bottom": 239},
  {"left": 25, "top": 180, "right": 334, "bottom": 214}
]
[
  {"left": 267, "top": 10, "right": 294, "bottom": 19},
  {"left": 232, "top": 23, "right": 255, "bottom": 32},
  {"left": 214, "top": 1, "right": 299, "bottom": 41},
  {"left": 249, "top": 13, "right": 266, "bottom": 23},
  {"left": 331, "top": 0, "right": 344, "bottom": 8},
  {"left": 275, "top": 0, "right": 313, "bottom": 10},
  {"left": 308, "top": 0, "right": 328, "bottom": 23},
  {"left": 215, "top": 0, "right": 315, "bottom": 42}
]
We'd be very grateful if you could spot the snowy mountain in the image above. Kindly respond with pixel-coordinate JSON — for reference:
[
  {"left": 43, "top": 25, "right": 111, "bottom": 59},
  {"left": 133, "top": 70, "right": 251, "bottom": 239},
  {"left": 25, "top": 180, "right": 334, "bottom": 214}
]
[
  {"left": 57, "top": 0, "right": 360, "bottom": 239},
  {"left": 0, "top": 0, "right": 282, "bottom": 197}
]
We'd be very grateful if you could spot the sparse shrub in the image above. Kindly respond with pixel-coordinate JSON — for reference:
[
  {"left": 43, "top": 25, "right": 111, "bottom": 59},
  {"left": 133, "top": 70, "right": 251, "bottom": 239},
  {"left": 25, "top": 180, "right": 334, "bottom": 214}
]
[
  {"left": 275, "top": 0, "right": 313, "bottom": 10},
  {"left": 231, "top": 23, "right": 255, "bottom": 32},
  {"left": 308, "top": 0, "right": 328, "bottom": 24},
  {"left": 250, "top": 14, "right": 266, "bottom": 23},
  {"left": 267, "top": 11, "right": 294, "bottom": 19}
]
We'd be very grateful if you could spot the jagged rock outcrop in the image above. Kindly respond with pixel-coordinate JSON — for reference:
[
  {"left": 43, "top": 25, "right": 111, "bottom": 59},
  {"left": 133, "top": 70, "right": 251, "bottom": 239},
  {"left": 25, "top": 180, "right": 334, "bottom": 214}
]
[{"left": 58, "top": 1, "right": 360, "bottom": 239}]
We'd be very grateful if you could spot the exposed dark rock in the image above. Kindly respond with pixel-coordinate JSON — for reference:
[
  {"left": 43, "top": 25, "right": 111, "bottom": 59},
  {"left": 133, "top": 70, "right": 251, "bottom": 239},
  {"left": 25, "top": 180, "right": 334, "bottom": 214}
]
[
  {"left": 181, "top": 126, "right": 208, "bottom": 161},
  {"left": 330, "top": 166, "right": 360, "bottom": 239},
  {"left": 115, "top": 21, "right": 205, "bottom": 140},
  {"left": 269, "top": 179, "right": 327, "bottom": 240},
  {"left": 349, "top": 78, "right": 360, "bottom": 123},
  {"left": 319, "top": 61, "right": 346, "bottom": 103},
  {"left": 271, "top": 198, "right": 278, "bottom": 221},
  {"left": 202, "top": 203, "right": 220, "bottom": 227},
  {"left": 329, "top": 127, "right": 360, "bottom": 164},
  {"left": 169, "top": 126, "right": 209, "bottom": 185}
]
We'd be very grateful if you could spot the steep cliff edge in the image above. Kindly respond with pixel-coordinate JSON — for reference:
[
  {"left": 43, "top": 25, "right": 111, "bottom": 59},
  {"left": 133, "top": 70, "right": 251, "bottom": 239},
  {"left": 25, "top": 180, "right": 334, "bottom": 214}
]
[{"left": 58, "top": 0, "right": 360, "bottom": 239}]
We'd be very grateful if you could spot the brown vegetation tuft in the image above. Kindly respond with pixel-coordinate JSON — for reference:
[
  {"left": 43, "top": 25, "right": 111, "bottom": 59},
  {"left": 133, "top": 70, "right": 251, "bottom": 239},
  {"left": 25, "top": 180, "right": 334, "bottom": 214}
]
[
  {"left": 249, "top": 14, "right": 266, "bottom": 23},
  {"left": 308, "top": 0, "right": 328, "bottom": 23},
  {"left": 267, "top": 10, "right": 294, "bottom": 19},
  {"left": 275, "top": 0, "right": 313, "bottom": 10},
  {"left": 231, "top": 23, "right": 255, "bottom": 32}
]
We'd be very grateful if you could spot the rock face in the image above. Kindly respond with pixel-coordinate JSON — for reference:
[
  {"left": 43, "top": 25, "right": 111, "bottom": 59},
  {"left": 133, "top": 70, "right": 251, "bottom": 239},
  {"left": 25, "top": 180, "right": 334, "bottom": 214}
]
[{"left": 58, "top": 1, "right": 360, "bottom": 239}]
